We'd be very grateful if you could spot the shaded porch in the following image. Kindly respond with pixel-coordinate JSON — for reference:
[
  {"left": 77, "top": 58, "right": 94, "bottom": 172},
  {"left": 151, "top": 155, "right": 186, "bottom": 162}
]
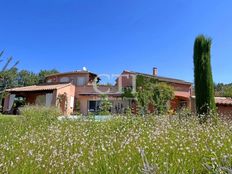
[
  {"left": 170, "top": 96, "right": 191, "bottom": 111},
  {"left": 4, "top": 90, "right": 56, "bottom": 114},
  {"left": 3, "top": 83, "right": 75, "bottom": 115}
]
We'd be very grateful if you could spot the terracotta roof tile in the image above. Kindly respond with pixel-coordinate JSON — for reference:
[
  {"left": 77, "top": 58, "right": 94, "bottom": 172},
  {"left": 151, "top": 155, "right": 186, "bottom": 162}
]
[
  {"left": 124, "top": 70, "right": 192, "bottom": 85},
  {"left": 192, "top": 96, "right": 232, "bottom": 106},
  {"left": 45, "top": 70, "right": 97, "bottom": 78},
  {"left": 6, "top": 83, "right": 72, "bottom": 92},
  {"left": 215, "top": 97, "right": 232, "bottom": 106}
]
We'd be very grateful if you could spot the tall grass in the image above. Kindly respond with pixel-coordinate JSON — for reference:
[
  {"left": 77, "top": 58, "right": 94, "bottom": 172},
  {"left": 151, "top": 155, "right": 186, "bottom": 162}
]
[{"left": 0, "top": 106, "right": 232, "bottom": 173}]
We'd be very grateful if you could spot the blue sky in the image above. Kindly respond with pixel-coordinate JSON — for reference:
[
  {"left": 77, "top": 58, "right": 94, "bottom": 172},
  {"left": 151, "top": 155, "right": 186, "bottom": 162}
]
[{"left": 1, "top": 0, "right": 232, "bottom": 83}]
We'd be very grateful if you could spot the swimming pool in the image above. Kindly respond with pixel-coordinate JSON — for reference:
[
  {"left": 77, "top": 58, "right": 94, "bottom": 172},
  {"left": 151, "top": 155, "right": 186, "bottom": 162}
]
[{"left": 58, "top": 115, "right": 113, "bottom": 121}]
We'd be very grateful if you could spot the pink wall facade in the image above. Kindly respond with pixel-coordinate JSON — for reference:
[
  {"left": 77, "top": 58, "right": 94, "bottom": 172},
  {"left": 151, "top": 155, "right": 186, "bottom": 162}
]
[
  {"left": 56, "top": 84, "right": 75, "bottom": 115},
  {"left": 4, "top": 70, "right": 193, "bottom": 115},
  {"left": 46, "top": 73, "right": 90, "bottom": 86},
  {"left": 117, "top": 71, "right": 192, "bottom": 111},
  {"left": 217, "top": 105, "right": 232, "bottom": 119},
  {"left": 46, "top": 71, "right": 192, "bottom": 115}
]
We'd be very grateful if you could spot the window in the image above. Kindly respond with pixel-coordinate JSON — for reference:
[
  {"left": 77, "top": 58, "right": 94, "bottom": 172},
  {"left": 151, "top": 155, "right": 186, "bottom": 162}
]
[
  {"left": 77, "top": 77, "right": 86, "bottom": 86},
  {"left": 179, "top": 100, "right": 188, "bottom": 109},
  {"left": 35, "top": 95, "right": 46, "bottom": 106},
  {"left": 88, "top": 101, "right": 101, "bottom": 112},
  {"left": 60, "top": 77, "right": 70, "bottom": 83}
]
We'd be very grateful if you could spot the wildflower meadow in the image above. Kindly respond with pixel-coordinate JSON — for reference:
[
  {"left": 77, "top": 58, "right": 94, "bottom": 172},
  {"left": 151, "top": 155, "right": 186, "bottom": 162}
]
[{"left": 0, "top": 107, "right": 232, "bottom": 173}]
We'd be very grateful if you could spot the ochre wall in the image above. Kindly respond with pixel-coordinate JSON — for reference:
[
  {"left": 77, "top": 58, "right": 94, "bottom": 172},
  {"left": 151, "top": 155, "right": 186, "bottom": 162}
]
[
  {"left": 56, "top": 85, "right": 75, "bottom": 115},
  {"left": 78, "top": 95, "right": 122, "bottom": 115},
  {"left": 46, "top": 73, "right": 90, "bottom": 85},
  {"left": 117, "top": 71, "right": 192, "bottom": 110},
  {"left": 217, "top": 105, "right": 232, "bottom": 119}
]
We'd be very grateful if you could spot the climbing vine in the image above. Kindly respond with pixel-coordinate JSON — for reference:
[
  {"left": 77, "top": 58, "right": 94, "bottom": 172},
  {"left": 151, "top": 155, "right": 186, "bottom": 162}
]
[{"left": 56, "top": 92, "right": 68, "bottom": 112}]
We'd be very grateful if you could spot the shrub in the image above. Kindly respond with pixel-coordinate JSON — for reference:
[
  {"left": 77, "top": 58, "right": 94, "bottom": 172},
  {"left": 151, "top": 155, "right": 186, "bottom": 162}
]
[
  {"left": 124, "top": 107, "right": 132, "bottom": 116},
  {"left": 99, "top": 95, "right": 112, "bottom": 115},
  {"left": 152, "top": 83, "right": 174, "bottom": 114},
  {"left": 21, "top": 105, "right": 61, "bottom": 124}
]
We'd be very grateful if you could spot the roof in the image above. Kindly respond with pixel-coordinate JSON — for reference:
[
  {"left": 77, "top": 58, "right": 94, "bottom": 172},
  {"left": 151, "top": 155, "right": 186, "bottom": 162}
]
[
  {"left": 123, "top": 70, "right": 192, "bottom": 85},
  {"left": 6, "top": 83, "right": 72, "bottom": 92},
  {"left": 192, "top": 96, "right": 232, "bottom": 106},
  {"left": 215, "top": 97, "right": 232, "bottom": 106},
  {"left": 45, "top": 70, "right": 97, "bottom": 78}
]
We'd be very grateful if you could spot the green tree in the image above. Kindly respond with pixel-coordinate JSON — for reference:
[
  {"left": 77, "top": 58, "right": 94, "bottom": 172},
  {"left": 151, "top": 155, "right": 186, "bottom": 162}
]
[
  {"left": 214, "top": 83, "right": 232, "bottom": 97},
  {"left": 0, "top": 68, "right": 18, "bottom": 89},
  {"left": 18, "top": 70, "right": 39, "bottom": 86},
  {"left": 38, "top": 69, "right": 59, "bottom": 83},
  {"left": 135, "top": 75, "right": 174, "bottom": 115},
  {"left": 193, "top": 35, "right": 216, "bottom": 116},
  {"left": 135, "top": 75, "right": 155, "bottom": 115},
  {"left": 223, "top": 86, "right": 232, "bottom": 97},
  {"left": 214, "top": 83, "right": 224, "bottom": 96},
  {"left": 0, "top": 51, "right": 19, "bottom": 110},
  {"left": 0, "top": 51, "right": 19, "bottom": 91},
  {"left": 152, "top": 83, "right": 174, "bottom": 114}
]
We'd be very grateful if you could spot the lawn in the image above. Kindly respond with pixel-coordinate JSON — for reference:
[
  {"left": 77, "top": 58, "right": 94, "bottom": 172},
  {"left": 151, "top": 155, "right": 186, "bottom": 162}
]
[
  {"left": 0, "top": 107, "right": 232, "bottom": 173},
  {"left": 0, "top": 115, "right": 20, "bottom": 121}
]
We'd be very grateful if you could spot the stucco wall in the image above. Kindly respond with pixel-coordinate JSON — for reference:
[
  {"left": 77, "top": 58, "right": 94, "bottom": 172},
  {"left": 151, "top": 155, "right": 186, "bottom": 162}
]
[
  {"left": 191, "top": 97, "right": 232, "bottom": 119},
  {"left": 78, "top": 95, "right": 122, "bottom": 115},
  {"left": 117, "top": 71, "right": 192, "bottom": 110},
  {"left": 56, "top": 84, "right": 75, "bottom": 115},
  {"left": 217, "top": 105, "right": 232, "bottom": 119},
  {"left": 3, "top": 90, "right": 57, "bottom": 113},
  {"left": 118, "top": 72, "right": 191, "bottom": 97},
  {"left": 46, "top": 73, "right": 90, "bottom": 86},
  {"left": 76, "top": 85, "right": 119, "bottom": 95}
]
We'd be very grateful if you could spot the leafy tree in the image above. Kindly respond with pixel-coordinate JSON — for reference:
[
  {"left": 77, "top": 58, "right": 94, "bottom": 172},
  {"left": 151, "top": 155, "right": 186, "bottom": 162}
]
[
  {"left": 223, "top": 86, "right": 232, "bottom": 97},
  {"left": 18, "top": 70, "right": 39, "bottom": 86},
  {"left": 135, "top": 75, "right": 155, "bottom": 115},
  {"left": 135, "top": 75, "right": 174, "bottom": 115},
  {"left": 193, "top": 35, "right": 216, "bottom": 116},
  {"left": 214, "top": 83, "right": 224, "bottom": 96},
  {"left": 0, "top": 51, "right": 19, "bottom": 110},
  {"left": 38, "top": 69, "right": 59, "bottom": 83},
  {"left": 0, "top": 51, "right": 19, "bottom": 73},
  {"left": 0, "top": 68, "right": 18, "bottom": 89},
  {"left": 214, "top": 83, "right": 232, "bottom": 97},
  {"left": 0, "top": 51, "right": 19, "bottom": 90},
  {"left": 152, "top": 83, "right": 174, "bottom": 114}
]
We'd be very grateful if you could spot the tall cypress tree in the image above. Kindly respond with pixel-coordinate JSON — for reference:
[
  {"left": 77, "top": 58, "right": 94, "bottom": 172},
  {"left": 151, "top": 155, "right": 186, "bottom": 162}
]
[{"left": 193, "top": 35, "right": 216, "bottom": 116}]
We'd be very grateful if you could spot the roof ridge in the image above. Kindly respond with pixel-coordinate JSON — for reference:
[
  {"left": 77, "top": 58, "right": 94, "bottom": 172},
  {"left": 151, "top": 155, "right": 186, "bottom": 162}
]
[
  {"left": 45, "top": 70, "right": 97, "bottom": 78},
  {"left": 123, "top": 70, "right": 192, "bottom": 85},
  {"left": 5, "top": 83, "right": 73, "bottom": 92}
]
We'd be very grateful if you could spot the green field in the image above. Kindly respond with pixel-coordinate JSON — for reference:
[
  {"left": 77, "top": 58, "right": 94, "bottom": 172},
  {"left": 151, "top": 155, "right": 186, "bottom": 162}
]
[
  {"left": 0, "top": 115, "right": 20, "bottom": 121},
  {"left": 0, "top": 107, "right": 232, "bottom": 173}
]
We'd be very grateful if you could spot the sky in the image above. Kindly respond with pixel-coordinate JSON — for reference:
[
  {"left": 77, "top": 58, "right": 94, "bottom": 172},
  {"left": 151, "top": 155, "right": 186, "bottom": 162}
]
[{"left": 1, "top": 0, "right": 232, "bottom": 84}]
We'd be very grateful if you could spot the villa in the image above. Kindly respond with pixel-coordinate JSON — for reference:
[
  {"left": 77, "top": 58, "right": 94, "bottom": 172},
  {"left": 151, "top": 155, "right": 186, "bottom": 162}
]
[{"left": 3, "top": 68, "right": 192, "bottom": 115}]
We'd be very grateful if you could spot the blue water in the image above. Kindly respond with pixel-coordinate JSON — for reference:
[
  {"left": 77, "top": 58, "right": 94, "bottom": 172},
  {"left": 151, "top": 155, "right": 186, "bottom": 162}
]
[
  {"left": 58, "top": 115, "right": 113, "bottom": 121},
  {"left": 94, "top": 115, "right": 113, "bottom": 121}
]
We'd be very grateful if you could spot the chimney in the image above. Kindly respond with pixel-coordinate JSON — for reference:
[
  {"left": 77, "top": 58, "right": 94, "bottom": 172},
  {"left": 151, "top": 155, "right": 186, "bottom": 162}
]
[{"left": 153, "top": 67, "right": 158, "bottom": 76}]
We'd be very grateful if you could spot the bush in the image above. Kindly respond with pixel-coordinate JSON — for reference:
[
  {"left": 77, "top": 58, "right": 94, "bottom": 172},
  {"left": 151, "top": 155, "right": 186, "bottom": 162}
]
[
  {"left": 152, "top": 83, "right": 174, "bottom": 114},
  {"left": 99, "top": 95, "right": 112, "bottom": 115},
  {"left": 21, "top": 106, "right": 61, "bottom": 124}
]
